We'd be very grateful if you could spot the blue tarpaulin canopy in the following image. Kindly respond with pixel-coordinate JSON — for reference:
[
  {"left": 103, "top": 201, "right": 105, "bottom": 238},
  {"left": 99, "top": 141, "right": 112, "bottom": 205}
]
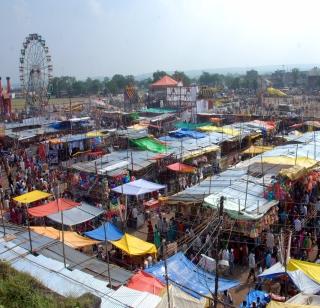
[
  {"left": 145, "top": 252, "right": 239, "bottom": 299},
  {"left": 245, "top": 290, "right": 270, "bottom": 307},
  {"left": 84, "top": 222, "right": 123, "bottom": 241},
  {"left": 169, "top": 129, "right": 206, "bottom": 139}
]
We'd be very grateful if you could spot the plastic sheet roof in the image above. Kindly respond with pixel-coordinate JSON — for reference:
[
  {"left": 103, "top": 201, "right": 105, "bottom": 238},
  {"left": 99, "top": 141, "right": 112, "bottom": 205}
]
[
  {"left": 108, "top": 286, "right": 161, "bottom": 308},
  {"left": 30, "top": 226, "right": 100, "bottom": 249},
  {"left": 13, "top": 190, "right": 51, "bottom": 204},
  {"left": 167, "top": 168, "right": 246, "bottom": 204},
  {"left": 167, "top": 162, "right": 196, "bottom": 173},
  {"left": 71, "top": 150, "right": 156, "bottom": 175},
  {"left": 0, "top": 238, "right": 131, "bottom": 307},
  {"left": 204, "top": 180, "right": 278, "bottom": 220},
  {"left": 84, "top": 222, "right": 124, "bottom": 241},
  {"left": 127, "top": 271, "right": 165, "bottom": 295},
  {"left": 28, "top": 198, "right": 79, "bottom": 217},
  {"left": 169, "top": 129, "right": 206, "bottom": 139},
  {"left": 112, "top": 179, "right": 165, "bottom": 196},
  {"left": 0, "top": 225, "right": 132, "bottom": 288},
  {"left": 259, "top": 262, "right": 320, "bottom": 294},
  {"left": 47, "top": 202, "right": 104, "bottom": 226},
  {"left": 145, "top": 252, "right": 239, "bottom": 299},
  {"left": 157, "top": 284, "right": 206, "bottom": 308},
  {"left": 110, "top": 233, "right": 157, "bottom": 256}
]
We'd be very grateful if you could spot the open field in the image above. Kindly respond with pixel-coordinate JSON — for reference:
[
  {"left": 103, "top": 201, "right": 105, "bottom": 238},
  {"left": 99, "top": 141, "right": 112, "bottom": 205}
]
[{"left": 12, "top": 98, "right": 87, "bottom": 111}]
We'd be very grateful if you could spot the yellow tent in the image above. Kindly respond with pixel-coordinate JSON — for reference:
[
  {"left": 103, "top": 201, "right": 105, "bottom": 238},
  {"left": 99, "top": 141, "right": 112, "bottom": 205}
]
[
  {"left": 198, "top": 125, "right": 240, "bottom": 136},
  {"left": 110, "top": 233, "right": 157, "bottom": 256},
  {"left": 13, "top": 190, "right": 51, "bottom": 204},
  {"left": 242, "top": 145, "right": 273, "bottom": 155},
  {"left": 267, "top": 301, "right": 320, "bottom": 308},
  {"left": 267, "top": 87, "right": 287, "bottom": 97},
  {"left": 279, "top": 165, "right": 308, "bottom": 181},
  {"left": 30, "top": 226, "right": 100, "bottom": 249},
  {"left": 262, "top": 156, "right": 318, "bottom": 169},
  {"left": 287, "top": 259, "right": 320, "bottom": 285}
]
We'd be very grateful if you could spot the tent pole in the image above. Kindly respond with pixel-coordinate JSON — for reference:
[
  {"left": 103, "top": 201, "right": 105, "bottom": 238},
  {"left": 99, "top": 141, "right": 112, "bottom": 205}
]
[
  {"left": 25, "top": 204, "right": 33, "bottom": 252},
  {"left": 162, "top": 239, "right": 171, "bottom": 308},
  {"left": 103, "top": 222, "right": 112, "bottom": 288},
  {"left": 0, "top": 198, "right": 6, "bottom": 236},
  {"left": 60, "top": 209, "right": 67, "bottom": 268}
]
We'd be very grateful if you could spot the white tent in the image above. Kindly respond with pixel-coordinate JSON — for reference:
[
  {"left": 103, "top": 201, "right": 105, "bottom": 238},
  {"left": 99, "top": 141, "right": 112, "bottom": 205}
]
[
  {"left": 156, "top": 285, "right": 206, "bottom": 308},
  {"left": 259, "top": 262, "right": 320, "bottom": 294},
  {"left": 112, "top": 179, "right": 166, "bottom": 196}
]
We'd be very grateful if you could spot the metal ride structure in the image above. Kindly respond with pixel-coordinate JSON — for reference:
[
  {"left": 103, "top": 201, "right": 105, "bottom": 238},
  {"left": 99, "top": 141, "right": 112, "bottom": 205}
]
[{"left": 19, "top": 33, "right": 53, "bottom": 114}]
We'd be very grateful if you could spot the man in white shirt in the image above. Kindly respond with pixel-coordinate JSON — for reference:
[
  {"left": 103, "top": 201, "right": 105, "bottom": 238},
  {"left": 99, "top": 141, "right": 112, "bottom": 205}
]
[
  {"left": 247, "top": 251, "right": 256, "bottom": 282},
  {"left": 131, "top": 206, "right": 138, "bottom": 229},
  {"left": 294, "top": 217, "right": 302, "bottom": 233},
  {"left": 266, "top": 231, "right": 274, "bottom": 251}
]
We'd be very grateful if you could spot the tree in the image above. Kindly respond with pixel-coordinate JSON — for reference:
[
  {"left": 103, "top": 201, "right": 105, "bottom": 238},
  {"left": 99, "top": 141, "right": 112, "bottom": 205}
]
[
  {"left": 152, "top": 70, "right": 167, "bottom": 82},
  {"left": 291, "top": 68, "right": 300, "bottom": 86},
  {"left": 244, "top": 70, "right": 259, "bottom": 90},
  {"left": 199, "top": 72, "right": 212, "bottom": 85},
  {"left": 172, "top": 71, "right": 191, "bottom": 86}
]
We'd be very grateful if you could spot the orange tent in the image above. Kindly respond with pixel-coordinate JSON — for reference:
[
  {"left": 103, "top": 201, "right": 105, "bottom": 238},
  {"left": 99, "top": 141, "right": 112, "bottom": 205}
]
[
  {"left": 210, "top": 117, "right": 222, "bottom": 123},
  {"left": 28, "top": 198, "right": 80, "bottom": 217},
  {"left": 127, "top": 271, "right": 165, "bottom": 295},
  {"left": 167, "top": 162, "right": 196, "bottom": 173}
]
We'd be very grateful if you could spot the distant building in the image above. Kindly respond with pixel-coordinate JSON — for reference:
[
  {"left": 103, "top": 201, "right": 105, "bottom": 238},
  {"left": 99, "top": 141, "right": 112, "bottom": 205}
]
[
  {"left": 307, "top": 67, "right": 320, "bottom": 89},
  {"left": 148, "top": 75, "right": 197, "bottom": 110}
]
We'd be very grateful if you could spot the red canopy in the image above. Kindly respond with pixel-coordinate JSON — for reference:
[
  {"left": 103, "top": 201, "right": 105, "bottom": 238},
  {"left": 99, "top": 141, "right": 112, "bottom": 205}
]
[
  {"left": 127, "top": 271, "right": 165, "bottom": 295},
  {"left": 28, "top": 198, "right": 80, "bottom": 217},
  {"left": 151, "top": 75, "right": 178, "bottom": 88},
  {"left": 167, "top": 162, "right": 196, "bottom": 173}
]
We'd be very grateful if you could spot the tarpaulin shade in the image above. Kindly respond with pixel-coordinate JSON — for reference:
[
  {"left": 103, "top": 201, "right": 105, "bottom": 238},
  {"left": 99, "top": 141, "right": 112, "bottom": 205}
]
[
  {"left": 130, "top": 137, "right": 167, "bottom": 153},
  {"left": 151, "top": 75, "right": 178, "bottom": 88},
  {"left": 145, "top": 252, "right": 239, "bottom": 299},
  {"left": 110, "top": 233, "right": 157, "bottom": 256},
  {"left": 169, "top": 129, "right": 206, "bottom": 139},
  {"left": 86, "top": 130, "right": 105, "bottom": 137},
  {"left": 262, "top": 156, "right": 318, "bottom": 169},
  {"left": 198, "top": 125, "right": 240, "bottom": 136},
  {"left": 157, "top": 285, "right": 206, "bottom": 308},
  {"left": 288, "top": 259, "right": 320, "bottom": 284},
  {"left": 84, "top": 222, "right": 123, "bottom": 241},
  {"left": 127, "top": 271, "right": 165, "bottom": 295},
  {"left": 267, "top": 301, "right": 320, "bottom": 308},
  {"left": 28, "top": 198, "right": 79, "bottom": 217},
  {"left": 242, "top": 145, "right": 273, "bottom": 155},
  {"left": 30, "top": 226, "right": 100, "bottom": 249},
  {"left": 167, "top": 162, "right": 196, "bottom": 173},
  {"left": 112, "top": 179, "right": 166, "bottom": 196},
  {"left": 47, "top": 202, "right": 104, "bottom": 226},
  {"left": 175, "top": 122, "right": 211, "bottom": 130},
  {"left": 13, "top": 190, "right": 51, "bottom": 204}
]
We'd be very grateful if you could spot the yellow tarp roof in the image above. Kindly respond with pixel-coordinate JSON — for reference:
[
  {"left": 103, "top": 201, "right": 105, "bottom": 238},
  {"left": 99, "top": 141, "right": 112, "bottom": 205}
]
[
  {"left": 198, "top": 125, "right": 240, "bottom": 136},
  {"left": 287, "top": 259, "right": 320, "bottom": 285},
  {"left": 30, "top": 226, "right": 100, "bottom": 249},
  {"left": 279, "top": 165, "right": 308, "bottom": 181},
  {"left": 86, "top": 130, "right": 105, "bottom": 137},
  {"left": 110, "top": 233, "right": 157, "bottom": 256},
  {"left": 267, "top": 87, "right": 287, "bottom": 97},
  {"left": 127, "top": 124, "right": 148, "bottom": 130},
  {"left": 267, "top": 301, "right": 320, "bottom": 308},
  {"left": 262, "top": 156, "right": 318, "bottom": 169},
  {"left": 242, "top": 145, "right": 273, "bottom": 155},
  {"left": 182, "top": 145, "right": 220, "bottom": 160},
  {"left": 13, "top": 190, "right": 51, "bottom": 204}
]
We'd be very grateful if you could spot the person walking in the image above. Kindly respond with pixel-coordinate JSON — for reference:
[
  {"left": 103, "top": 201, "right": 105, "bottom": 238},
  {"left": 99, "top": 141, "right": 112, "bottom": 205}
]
[{"left": 247, "top": 250, "right": 256, "bottom": 282}]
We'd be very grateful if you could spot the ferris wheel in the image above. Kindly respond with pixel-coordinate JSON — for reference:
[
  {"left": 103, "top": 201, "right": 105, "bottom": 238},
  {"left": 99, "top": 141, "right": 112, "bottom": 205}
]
[{"left": 19, "top": 33, "right": 53, "bottom": 112}]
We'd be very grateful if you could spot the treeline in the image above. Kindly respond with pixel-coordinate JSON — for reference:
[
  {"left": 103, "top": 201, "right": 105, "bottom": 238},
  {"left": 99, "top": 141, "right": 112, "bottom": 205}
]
[{"left": 49, "top": 68, "right": 306, "bottom": 97}]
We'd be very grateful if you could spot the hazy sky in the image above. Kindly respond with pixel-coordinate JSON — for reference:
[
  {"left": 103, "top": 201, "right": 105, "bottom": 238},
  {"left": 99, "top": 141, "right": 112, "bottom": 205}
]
[{"left": 2, "top": 0, "right": 320, "bottom": 82}]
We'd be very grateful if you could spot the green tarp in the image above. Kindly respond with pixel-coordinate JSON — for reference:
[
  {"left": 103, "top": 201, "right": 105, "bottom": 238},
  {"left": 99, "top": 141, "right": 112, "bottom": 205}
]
[
  {"left": 130, "top": 137, "right": 167, "bottom": 153},
  {"left": 175, "top": 122, "right": 211, "bottom": 130},
  {"left": 141, "top": 108, "right": 177, "bottom": 114}
]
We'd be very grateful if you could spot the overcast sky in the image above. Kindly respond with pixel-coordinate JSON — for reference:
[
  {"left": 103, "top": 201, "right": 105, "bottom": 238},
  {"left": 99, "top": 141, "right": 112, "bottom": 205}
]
[{"left": 2, "top": 0, "right": 320, "bottom": 82}]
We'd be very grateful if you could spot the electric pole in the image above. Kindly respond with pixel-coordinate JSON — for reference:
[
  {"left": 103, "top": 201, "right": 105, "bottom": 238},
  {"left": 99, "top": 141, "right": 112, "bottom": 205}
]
[{"left": 213, "top": 196, "right": 224, "bottom": 308}]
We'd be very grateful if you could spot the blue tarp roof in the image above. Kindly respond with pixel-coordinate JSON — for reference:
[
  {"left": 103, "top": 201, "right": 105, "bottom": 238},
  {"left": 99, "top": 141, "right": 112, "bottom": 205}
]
[
  {"left": 245, "top": 290, "right": 270, "bottom": 307},
  {"left": 84, "top": 222, "right": 123, "bottom": 241},
  {"left": 145, "top": 252, "right": 239, "bottom": 299},
  {"left": 169, "top": 129, "right": 206, "bottom": 139}
]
